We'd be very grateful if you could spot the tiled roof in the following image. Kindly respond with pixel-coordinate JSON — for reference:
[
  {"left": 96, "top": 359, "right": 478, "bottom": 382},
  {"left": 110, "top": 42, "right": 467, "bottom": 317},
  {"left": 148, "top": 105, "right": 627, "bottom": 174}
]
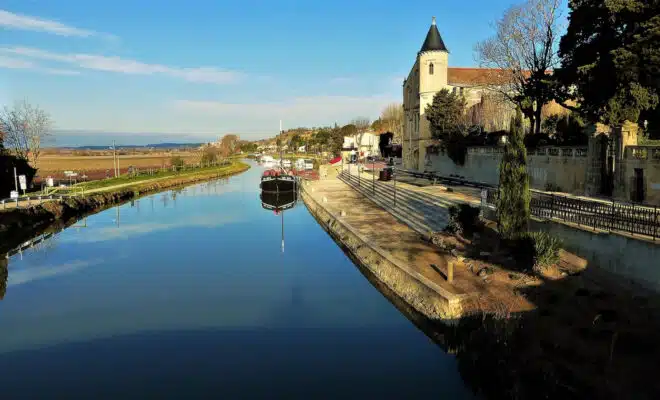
[{"left": 447, "top": 68, "right": 521, "bottom": 87}]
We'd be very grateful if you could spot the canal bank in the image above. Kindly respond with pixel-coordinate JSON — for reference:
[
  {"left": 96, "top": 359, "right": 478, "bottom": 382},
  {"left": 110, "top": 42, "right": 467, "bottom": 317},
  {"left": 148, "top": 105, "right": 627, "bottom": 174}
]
[
  {"left": 302, "top": 173, "right": 660, "bottom": 398},
  {"left": 0, "top": 161, "right": 249, "bottom": 254}
]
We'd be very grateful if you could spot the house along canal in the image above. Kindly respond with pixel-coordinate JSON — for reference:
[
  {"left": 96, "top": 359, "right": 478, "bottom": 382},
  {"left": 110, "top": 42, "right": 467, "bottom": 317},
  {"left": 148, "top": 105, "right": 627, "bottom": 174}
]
[{"left": 0, "top": 162, "right": 474, "bottom": 399}]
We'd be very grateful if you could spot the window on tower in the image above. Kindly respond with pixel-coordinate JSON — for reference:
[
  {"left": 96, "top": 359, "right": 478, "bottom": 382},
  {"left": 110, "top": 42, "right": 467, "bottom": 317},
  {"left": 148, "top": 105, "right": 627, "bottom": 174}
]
[{"left": 429, "top": 63, "right": 434, "bottom": 75}]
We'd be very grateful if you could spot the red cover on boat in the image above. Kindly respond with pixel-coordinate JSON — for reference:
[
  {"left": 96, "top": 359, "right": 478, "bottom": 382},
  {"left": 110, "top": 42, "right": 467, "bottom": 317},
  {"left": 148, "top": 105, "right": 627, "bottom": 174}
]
[{"left": 263, "top": 169, "right": 282, "bottom": 177}]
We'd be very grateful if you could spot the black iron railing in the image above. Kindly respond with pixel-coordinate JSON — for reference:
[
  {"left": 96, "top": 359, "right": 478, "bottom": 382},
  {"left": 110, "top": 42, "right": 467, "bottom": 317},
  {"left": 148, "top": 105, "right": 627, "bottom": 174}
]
[
  {"left": 351, "top": 166, "right": 660, "bottom": 241},
  {"left": 487, "top": 189, "right": 660, "bottom": 241}
]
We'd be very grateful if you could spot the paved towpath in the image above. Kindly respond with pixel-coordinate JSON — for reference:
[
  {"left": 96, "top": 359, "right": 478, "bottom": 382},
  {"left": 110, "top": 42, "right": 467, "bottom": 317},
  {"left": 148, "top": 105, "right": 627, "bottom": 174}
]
[{"left": 304, "top": 176, "right": 533, "bottom": 311}]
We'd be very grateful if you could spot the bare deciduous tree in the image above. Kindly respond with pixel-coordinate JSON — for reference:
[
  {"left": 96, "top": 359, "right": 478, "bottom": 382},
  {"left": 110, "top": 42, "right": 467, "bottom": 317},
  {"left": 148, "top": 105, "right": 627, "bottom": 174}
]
[
  {"left": 351, "top": 117, "right": 371, "bottom": 133},
  {"left": 474, "top": 0, "right": 562, "bottom": 135},
  {"left": 218, "top": 134, "right": 240, "bottom": 157},
  {"left": 0, "top": 100, "right": 53, "bottom": 166},
  {"left": 469, "top": 93, "right": 517, "bottom": 132},
  {"left": 350, "top": 117, "right": 371, "bottom": 156},
  {"left": 379, "top": 103, "right": 404, "bottom": 144}
]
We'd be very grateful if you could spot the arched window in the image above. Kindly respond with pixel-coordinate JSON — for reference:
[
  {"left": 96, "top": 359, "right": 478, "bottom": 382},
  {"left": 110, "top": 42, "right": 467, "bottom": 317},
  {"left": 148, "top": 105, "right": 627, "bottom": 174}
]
[{"left": 429, "top": 63, "right": 434, "bottom": 75}]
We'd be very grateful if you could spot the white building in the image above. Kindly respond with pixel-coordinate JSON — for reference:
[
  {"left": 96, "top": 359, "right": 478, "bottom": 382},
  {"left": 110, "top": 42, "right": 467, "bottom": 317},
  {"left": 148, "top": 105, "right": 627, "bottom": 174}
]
[{"left": 342, "top": 131, "right": 380, "bottom": 159}]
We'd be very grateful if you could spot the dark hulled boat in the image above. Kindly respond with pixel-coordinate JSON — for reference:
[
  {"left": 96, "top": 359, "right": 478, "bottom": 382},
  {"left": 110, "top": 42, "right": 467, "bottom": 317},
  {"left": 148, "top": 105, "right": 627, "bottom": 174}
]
[{"left": 260, "top": 169, "right": 297, "bottom": 193}]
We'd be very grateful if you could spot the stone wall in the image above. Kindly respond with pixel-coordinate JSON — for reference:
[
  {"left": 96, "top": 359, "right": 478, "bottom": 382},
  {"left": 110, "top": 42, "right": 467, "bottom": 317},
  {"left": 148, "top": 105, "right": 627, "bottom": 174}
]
[
  {"left": 529, "top": 217, "right": 660, "bottom": 292},
  {"left": 527, "top": 147, "right": 589, "bottom": 193},
  {"left": 425, "top": 146, "right": 589, "bottom": 193},
  {"left": 622, "top": 146, "right": 660, "bottom": 205}
]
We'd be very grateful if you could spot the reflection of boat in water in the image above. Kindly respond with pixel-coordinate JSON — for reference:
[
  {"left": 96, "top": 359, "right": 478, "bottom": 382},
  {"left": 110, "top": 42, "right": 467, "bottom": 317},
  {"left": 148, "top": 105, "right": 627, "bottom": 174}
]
[
  {"left": 260, "top": 189, "right": 298, "bottom": 212},
  {"left": 260, "top": 188, "right": 296, "bottom": 253}
]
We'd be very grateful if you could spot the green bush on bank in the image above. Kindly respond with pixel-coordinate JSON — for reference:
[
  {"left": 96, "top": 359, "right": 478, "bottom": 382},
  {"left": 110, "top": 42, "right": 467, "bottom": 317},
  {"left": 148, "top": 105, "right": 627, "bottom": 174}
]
[
  {"left": 511, "top": 231, "right": 562, "bottom": 272},
  {"left": 446, "top": 203, "right": 482, "bottom": 236}
]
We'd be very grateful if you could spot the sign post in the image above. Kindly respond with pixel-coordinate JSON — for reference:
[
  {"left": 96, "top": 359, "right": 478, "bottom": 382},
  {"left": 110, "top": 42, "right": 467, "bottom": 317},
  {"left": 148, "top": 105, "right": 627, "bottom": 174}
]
[
  {"left": 19, "top": 175, "right": 27, "bottom": 195},
  {"left": 480, "top": 188, "right": 488, "bottom": 217}
]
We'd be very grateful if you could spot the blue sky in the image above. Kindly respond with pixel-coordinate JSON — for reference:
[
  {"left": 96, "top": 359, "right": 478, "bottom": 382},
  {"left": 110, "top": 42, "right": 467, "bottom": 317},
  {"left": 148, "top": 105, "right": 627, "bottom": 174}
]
[{"left": 1, "top": 0, "right": 551, "bottom": 145}]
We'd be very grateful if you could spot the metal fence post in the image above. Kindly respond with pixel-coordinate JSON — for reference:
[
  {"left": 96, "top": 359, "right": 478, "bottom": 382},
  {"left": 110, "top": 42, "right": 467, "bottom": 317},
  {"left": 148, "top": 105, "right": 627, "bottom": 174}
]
[
  {"left": 654, "top": 206, "right": 658, "bottom": 242},
  {"left": 577, "top": 199, "right": 582, "bottom": 226},
  {"left": 550, "top": 194, "right": 555, "bottom": 220},
  {"left": 631, "top": 203, "right": 636, "bottom": 236},
  {"left": 393, "top": 171, "right": 397, "bottom": 207},
  {"left": 610, "top": 200, "right": 615, "bottom": 232}
]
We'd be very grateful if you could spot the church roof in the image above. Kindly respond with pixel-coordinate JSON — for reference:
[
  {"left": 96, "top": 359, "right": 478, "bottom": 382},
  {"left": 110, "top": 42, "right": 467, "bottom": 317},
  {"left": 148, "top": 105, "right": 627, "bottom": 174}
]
[
  {"left": 420, "top": 17, "right": 448, "bottom": 53},
  {"left": 447, "top": 67, "right": 533, "bottom": 86}
]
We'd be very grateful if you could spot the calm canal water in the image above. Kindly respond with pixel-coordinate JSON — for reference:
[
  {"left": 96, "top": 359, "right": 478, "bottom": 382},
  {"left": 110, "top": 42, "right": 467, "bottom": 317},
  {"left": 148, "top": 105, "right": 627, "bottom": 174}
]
[{"left": 0, "top": 163, "right": 474, "bottom": 399}]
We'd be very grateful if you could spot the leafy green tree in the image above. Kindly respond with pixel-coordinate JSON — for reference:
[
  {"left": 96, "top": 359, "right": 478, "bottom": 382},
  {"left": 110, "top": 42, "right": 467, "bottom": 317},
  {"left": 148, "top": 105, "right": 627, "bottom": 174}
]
[
  {"left": 542, "top": 112, "right": 587, "bottom": 145},
  {"left": 314, "top": 130, "right": 331, "bottom": 153},
  {"left": 497, "top": 109, "right": 530, "bottom": 239},
  {"left": 426, "top": 89, "right": 469, "bottom": 165},
  {"left": 426, "top": 89, "right": 467, "bottom": 136},
  {"left": 289, "top": 134, "right": 302, "bottom": 151},
  {"left": 556, "top": 0, "right": 660, "bottom": 126}
]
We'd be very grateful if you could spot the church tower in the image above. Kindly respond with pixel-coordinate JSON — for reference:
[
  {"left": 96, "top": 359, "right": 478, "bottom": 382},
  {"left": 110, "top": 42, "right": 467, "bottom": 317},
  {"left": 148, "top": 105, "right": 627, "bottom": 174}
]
[
  {"left": 403, "top": 17, "right": 450, "bottom": 170},
  {"left": 418, "top": 17, "right": 450, "bottom": 170}
]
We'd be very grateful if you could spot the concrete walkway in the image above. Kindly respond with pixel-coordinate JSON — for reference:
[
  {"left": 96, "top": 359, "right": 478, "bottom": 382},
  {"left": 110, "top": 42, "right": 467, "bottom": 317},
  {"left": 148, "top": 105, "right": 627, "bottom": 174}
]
[
  {"left": 338, "top": 167, "right": 480, "bottom": 237},
  {"left": 303, "top": 176, "right": 534, "bottom": 316}
]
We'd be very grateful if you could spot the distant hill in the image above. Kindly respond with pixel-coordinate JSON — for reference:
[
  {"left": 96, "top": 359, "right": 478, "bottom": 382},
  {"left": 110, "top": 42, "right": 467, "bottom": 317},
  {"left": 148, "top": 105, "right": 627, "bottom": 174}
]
[{"left": 69, "top": 142, "right": 204, "bottom": 150}]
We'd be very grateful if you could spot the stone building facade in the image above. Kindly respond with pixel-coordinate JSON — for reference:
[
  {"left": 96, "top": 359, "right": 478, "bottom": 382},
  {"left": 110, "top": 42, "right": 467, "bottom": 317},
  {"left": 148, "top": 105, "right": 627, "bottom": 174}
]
[{"left": 402, "top": 17, "right": 514, "bottom": 171}]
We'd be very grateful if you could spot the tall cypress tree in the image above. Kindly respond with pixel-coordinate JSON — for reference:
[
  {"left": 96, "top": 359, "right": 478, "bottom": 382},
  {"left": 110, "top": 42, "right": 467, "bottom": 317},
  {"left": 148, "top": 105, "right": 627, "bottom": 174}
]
[{"left": 497, "top": 109, "right": 530, "bottom": 239}]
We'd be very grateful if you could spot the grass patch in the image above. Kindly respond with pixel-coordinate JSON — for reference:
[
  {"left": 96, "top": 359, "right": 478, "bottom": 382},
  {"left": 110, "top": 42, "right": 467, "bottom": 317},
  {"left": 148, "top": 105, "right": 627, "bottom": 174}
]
[{"left": 76, "top": 161, "right": 246, "bottom": 192}]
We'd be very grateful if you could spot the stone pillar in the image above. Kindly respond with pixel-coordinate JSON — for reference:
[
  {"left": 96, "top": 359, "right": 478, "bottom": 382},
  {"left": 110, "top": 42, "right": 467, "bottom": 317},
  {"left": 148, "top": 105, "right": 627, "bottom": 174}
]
[
  {"left": 613, "top": 121, "right": 639, "bottom": 200},
  {"left": 585, "top": 123, "right": 610, "bottom": 197}
]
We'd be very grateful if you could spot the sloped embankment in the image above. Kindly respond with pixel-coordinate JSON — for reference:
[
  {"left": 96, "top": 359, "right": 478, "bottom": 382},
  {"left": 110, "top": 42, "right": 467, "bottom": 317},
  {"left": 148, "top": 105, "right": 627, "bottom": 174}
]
[{"left": 0, "top": 162, "right": 249, "bottom": 253}]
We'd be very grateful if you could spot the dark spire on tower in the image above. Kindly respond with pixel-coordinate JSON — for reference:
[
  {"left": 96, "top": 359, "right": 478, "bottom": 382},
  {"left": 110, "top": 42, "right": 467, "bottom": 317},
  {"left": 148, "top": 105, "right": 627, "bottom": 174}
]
[{"left": 420, "top": 16, "right": 448, "bottom": 53}]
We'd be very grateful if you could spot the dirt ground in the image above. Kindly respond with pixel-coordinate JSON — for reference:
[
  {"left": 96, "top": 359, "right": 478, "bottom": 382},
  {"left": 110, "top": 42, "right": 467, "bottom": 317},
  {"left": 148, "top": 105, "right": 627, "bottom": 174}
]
[{"left": 34, "top": 152, "right": 201, "bottom": 178}]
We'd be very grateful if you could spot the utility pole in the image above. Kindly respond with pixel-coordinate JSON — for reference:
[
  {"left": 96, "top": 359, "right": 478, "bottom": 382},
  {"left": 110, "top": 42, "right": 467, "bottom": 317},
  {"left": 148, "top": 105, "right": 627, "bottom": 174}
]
[
  {"left": 112, "top": 140, "right": 117, "bottom": 178},
  {"left": 116, "top": 142, "right": 120, "bottom": 177},
  {"left": 13, "top": 167, "right": 18, "bottom": 193}
]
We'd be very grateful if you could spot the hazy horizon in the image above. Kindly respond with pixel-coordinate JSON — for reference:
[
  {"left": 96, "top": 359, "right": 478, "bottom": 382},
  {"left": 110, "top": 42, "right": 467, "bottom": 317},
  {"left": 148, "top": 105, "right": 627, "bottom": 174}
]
[{"left": 47, "top": 129, "right": 276, "bottom": 147}]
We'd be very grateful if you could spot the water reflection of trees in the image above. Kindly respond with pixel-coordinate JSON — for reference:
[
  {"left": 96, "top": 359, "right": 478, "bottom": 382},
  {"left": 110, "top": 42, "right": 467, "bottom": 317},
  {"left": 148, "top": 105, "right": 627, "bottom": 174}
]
[
  {"left": 344, "top": 249, "right": 660, "bottom": 399},
  {"left": 0, "top": 256, "right": 7, "bottom": 300}
]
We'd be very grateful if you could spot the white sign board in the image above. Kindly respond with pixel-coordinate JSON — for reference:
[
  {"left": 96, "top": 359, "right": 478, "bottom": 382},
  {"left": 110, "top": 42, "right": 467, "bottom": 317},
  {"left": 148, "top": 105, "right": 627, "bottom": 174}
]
[
  {"left": 18, "top": 175, "right": 27, "bottom": 191},
  {"left": 480, "top": 189, "right": 488, "bottom": 207},
  {"left": 10, "top": 191, "right": 18, "bottom": 199}
]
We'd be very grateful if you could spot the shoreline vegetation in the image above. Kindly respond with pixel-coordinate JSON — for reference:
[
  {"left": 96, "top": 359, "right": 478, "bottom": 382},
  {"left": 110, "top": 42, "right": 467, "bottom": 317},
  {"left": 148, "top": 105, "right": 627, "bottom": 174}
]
[{"left": 0, "top": 161, "right": 249, "bottom": 254}]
